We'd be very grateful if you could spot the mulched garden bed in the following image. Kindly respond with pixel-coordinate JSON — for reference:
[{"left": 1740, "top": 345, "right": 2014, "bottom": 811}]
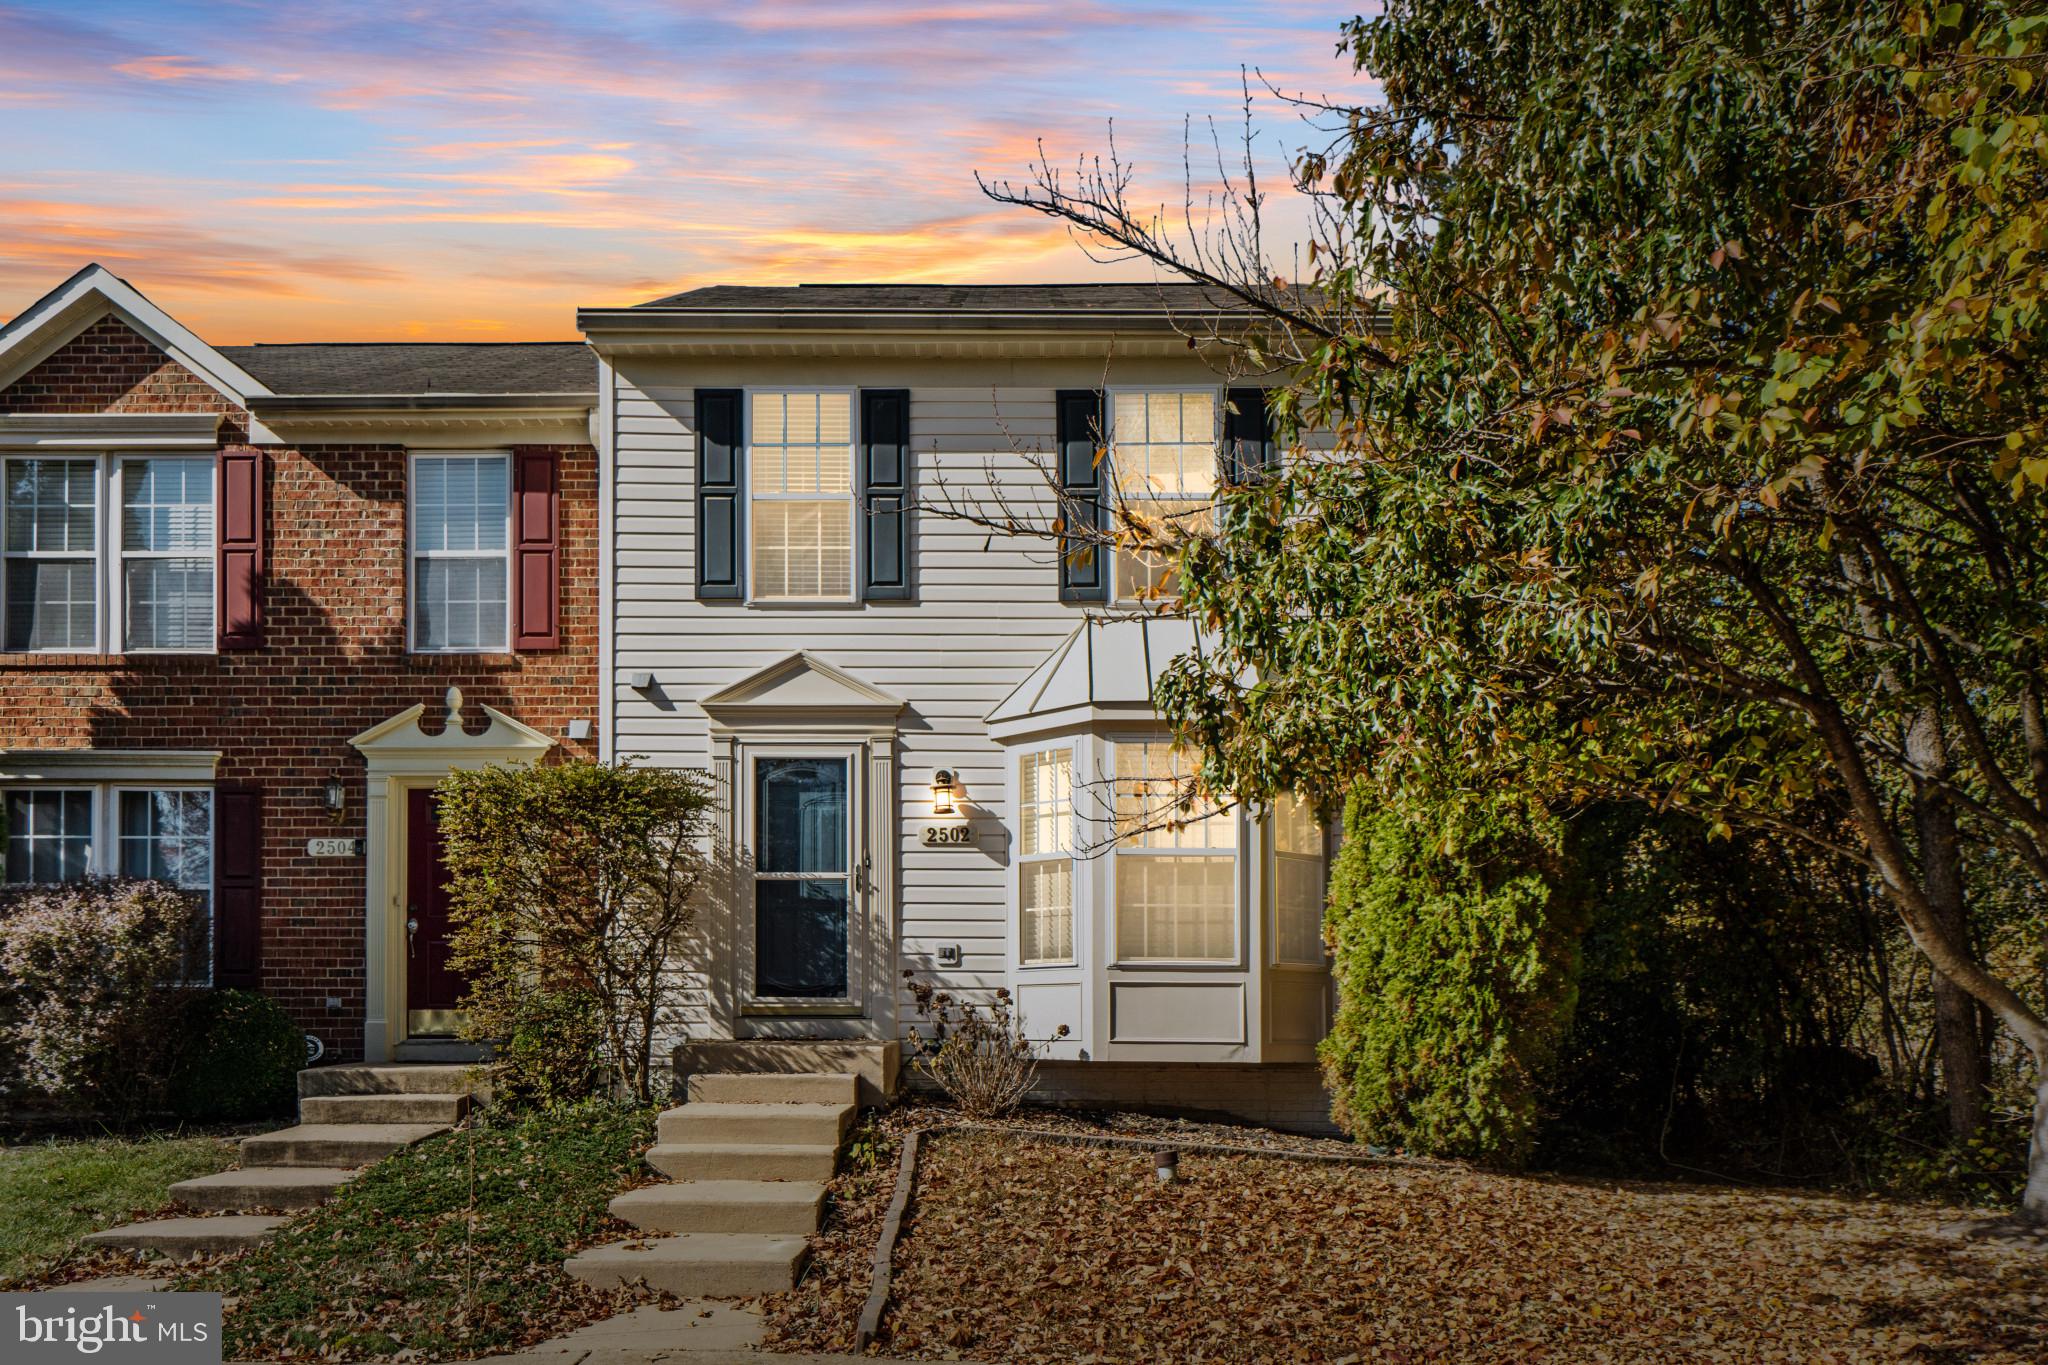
[{"left": 766, "top": 1103, "right": 2048, "bottom": 1363}]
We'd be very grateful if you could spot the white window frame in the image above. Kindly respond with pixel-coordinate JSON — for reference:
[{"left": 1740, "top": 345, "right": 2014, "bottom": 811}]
[
  {"left": 1016, "top": 745, "right": 1077, "bottom": 969},
  {"left": 0, "top": 781, "right": 215, "bottom": 986},
  {"left": 743, "top": 386, "right": 860, "bottom": 607},
  {"left": 1107, "top": 735, "right": 1243, "bottom": 968},
  {"left": 406, "top": 450, "right": 513, "bottom": 655},
  {"left": 1267, "top": 792, "right": 1331, "bottom": 968},
  {"left": 1105, "top": 386, "right": 1222, "bottom": 608},
  {"left": 1, "top": 452, "right": 219, "bottom": 656}
]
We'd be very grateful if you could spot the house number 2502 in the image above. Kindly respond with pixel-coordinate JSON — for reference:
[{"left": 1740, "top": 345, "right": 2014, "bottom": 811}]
[{"left": 920, "top": 823, "right": 974, "bottom": 847}]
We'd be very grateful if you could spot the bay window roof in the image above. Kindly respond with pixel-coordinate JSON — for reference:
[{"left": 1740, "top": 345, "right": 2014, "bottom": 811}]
[{"left": 985, "top": 616, "right": 1204, "bottom": 742}]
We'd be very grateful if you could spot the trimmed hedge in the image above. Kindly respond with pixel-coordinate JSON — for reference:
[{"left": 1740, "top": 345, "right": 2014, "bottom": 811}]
[{"left": 169, "top": 990, "right": 302, "bottom": 1122}]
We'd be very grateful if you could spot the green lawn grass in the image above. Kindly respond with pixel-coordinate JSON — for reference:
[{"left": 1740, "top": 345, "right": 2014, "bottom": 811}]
[
  {"left": 0, "top": 1132, "right": 239, "bottom": 1281},
  {"left": 184, "top": 1103, "right": 655, "bottom": 1361}
]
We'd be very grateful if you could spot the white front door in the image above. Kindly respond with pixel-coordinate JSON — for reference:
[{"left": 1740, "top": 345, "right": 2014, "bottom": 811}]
[{"left": 740, "top": 745, "right": 864, "bottom": 1016}]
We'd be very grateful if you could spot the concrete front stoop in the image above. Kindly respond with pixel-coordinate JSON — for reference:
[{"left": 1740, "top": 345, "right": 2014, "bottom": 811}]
[
  {"left": 565, "top": 1072, "right": 860, "bottom": 1297},
  {"left": 82, "top": 1063, "right": 484, "bottom": 1261}
]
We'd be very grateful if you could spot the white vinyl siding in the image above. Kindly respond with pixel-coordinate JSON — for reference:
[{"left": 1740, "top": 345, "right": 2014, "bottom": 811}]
[
  {"left": 1112, "top": 740, "right": 1237, "bottom": 963},
  {"left": 1017, "top": 747, "right": 1075, "bottom": 966},
  {"left": 411, "top": 453, "right": 510, "bottom": 652},
  {"left": 1270, "top": 792, "right": 1327, "bottom": 965},
  {"left": 1109, "top": 389, "right": 1217, "bottom": 605},
  {"left": 4, "top": 457, "right": 99, "bottom": 651},
  {"left": 749, "top": 390, "right": 855, "bottom": 602},
  {"left": 120, "top": 457, "right": 215, "bottom": 650}
]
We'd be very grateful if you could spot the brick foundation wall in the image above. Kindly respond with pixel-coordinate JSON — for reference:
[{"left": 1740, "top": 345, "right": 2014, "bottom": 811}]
[{"left": 0, "top": 317, "right": 599, "bottom": 1062}]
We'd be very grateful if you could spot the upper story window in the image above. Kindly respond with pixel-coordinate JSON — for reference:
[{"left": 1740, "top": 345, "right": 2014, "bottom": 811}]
[
  {"left": 1270, "top": 792, "right": 1329, "bottom": 966},
  {"left": 1112, "top": 739, "right": 1238, "bottom": 964},
  {"left": 1017, "top": 747, "right": 1076, "bottom": 967},
  {"left": 3, "top": 455, "right": 215, "bottom": 654},
  {"left": 411, "top": 452, "right": 510, "bottom": 653},
  {"left": 749, "top": 390, "right": 856, "bottom": 603},
  {"left": 1109, "top": 389, "right": 1218, "bottom": 605}
]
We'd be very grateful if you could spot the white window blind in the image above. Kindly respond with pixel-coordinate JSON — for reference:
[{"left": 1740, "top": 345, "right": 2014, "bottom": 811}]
[
  {"left": 749, "top": 391, "right": 855, "bottom": 602},
  {"left": 1018, "top": 747, "right": 1075, "bottom": 966},
  {"left": 1113, "top": 741, "right": 1237, "bottom": 963},
  {"left": 1110, "top": 390, "right": 1217, "bottom": 604},
  {"left": 4, "top": 457, "right": 99, "bottom": 651},
  {"left": 1271, "top": 791, "right": 1328, "bottom": 965},
  {"left": 121, "top": 457, "right": 214, "bottom": 650},
  {"left": 412, "top": 454, "right": 510, "bottom": 651}
]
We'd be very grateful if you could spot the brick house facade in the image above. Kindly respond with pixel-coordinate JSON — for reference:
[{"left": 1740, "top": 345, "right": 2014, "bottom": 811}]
[{"left": 0, "top": 266, "right": 599, "bottom": 1063}]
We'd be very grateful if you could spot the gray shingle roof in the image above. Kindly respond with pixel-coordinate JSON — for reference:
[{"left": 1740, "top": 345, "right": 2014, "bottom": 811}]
[
  {"left": 630, "top": 283, "right": 1261, "bottom": 314},
  {"left": 220, "top": 343, "right": 594, "bottom": 396}
]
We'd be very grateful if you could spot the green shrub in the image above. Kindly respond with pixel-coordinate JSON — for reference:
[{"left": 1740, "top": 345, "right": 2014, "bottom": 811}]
[
  {"left": 168, "top": 990, "right": 302, "bottom": 1122},
  {"left": 1319, "top": 787, "right": 1585, "bottom": 1165},
  {"left": 487, "top": 988, "right": 608, "bottom": 1112}
]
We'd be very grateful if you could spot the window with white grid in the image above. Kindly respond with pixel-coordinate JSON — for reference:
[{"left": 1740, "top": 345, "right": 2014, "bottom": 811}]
[
  {"left": 1271, "top": 792, "right": 1328, "bottom": 965},
  {"left": 1112, "top": 740, "right": 1237, "bottom": 963},
  {"left": 411, "top": 453, "right": 510, "bottom": 652},
  {"left": 3, "top": 788, "right": 93, "bottom": 885},
  {"left": 4, "top": 457, "right": 99, "bottom": 651},
  {"left": 1018, "top": 747, "right": 1075, "bottom": 966},
  {"left": 121, "top": 457, "right": 215, "bottom": 650},
  {"left": 1109, "top": 389, "right": 1217, "bottom": 604},
  {"left": 118, "top": 788, "right": 214, "bottom": 984},
  {"left": 749, "top": 390, "right": 854, "bottom": 602}
]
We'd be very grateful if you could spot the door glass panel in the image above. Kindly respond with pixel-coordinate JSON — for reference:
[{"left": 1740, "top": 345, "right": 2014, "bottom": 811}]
[{"left": 754, "top": 757, "right": 851, "bottom": 998}]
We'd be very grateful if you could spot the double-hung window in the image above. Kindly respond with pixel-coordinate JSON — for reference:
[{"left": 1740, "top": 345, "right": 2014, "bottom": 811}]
[
  {"left": 1017, "top": 747, "right": 1076, "bottom": 966},
  {"left": 1109, "top": 389, "right": 1218, "bottom": 604},
  {"left": 749, "top": 390, "right": 855, "bottom": 603},
  {"left": 411, "top": 452, "right": 510, "bottom": 652},
  {"left": 1112, "top": 740, "right": 1237, "bottom": 963},
  {"left": 2, "top": 785, "right": 215, "bottom": 983},
  {"left": 1270, "top": 792, "right": 1329, "bottom": 965},
  {"left": 3, "top": 455, "right": 216, "bottom": 654}
]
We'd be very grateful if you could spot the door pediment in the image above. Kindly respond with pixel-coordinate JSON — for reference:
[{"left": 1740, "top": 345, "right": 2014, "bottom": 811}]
[
  {"left": 350, "top": 687, "right": 555, "bottom": 775},
  {"left": 701, "top": 652, "right": 905, "bottom": 731}
]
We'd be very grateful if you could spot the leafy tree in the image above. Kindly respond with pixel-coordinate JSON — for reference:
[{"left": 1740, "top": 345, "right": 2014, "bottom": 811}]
[
  {"left": 993, "top": 0, "right": 2048, "bottom": 1216},
  {"left": 437, "top": 759, "right": 711, "bottom": 1106}
]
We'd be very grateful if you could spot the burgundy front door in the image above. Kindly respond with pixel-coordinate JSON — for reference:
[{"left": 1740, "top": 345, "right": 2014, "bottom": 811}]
[{"left": 405, "top": 789, "right": 466, "bottom": 1031}]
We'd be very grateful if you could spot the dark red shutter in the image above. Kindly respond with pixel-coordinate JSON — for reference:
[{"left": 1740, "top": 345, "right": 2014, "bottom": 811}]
[
  {"left": 217, "top": 450, "right": 264, "bottom": 649},
  {"left": 512, "top": 450, "right": 561, "bottom": 651},
  {"left": 213, "top": 785, "right": 262, "bottom": 989}
]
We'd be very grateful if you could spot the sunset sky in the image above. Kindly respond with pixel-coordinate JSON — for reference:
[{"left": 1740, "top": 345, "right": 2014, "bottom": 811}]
[{"left": 0, "top": 1, "right": 1363, "bottom": 343}]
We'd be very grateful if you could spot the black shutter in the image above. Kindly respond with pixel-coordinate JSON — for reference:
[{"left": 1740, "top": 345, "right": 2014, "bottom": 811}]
[
  {"left": 860, "top": 389, "right": 911, "bottom": 601},
  {"left": 1056, "top": 389, "right": 1107, "bottom": 603},
  {"left": 213, "top": 785, "right": 262, "bottom": 989},
  {"left": 1224, "top": 387, "right": 1277, "bottom": 484},
  {"left": 695, "top": 389, "right": 743, "bottom": 599}
]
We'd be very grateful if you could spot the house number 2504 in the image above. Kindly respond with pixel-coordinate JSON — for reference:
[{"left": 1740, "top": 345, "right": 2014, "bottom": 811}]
[{"left": 920, "top": 823, "right": 974, "bottom": 847}]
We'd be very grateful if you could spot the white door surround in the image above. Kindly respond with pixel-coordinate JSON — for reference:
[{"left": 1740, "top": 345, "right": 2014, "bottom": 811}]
[{"left": 349, "top": 687, "right": 555, "bottom": 1062}]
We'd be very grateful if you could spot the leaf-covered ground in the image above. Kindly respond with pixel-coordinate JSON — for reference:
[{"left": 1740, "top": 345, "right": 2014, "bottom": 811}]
[
  {"left": 178, "top": 1103, "right": 665, "bottom": 1361},
  {"left": 0, "top": 1132, "right": 239, "bottom": 1282},
  {"left": 846, "top": 1129, "right": 2046, "bottom": 1363}
]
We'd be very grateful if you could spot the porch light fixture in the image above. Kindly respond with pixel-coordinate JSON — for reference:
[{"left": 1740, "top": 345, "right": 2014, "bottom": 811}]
[
  {"left": 322, "top": 776, "right": 347, "bottom": 816},
  {"left": 931, "top": 769, "right": 958, "bottom": 816}
]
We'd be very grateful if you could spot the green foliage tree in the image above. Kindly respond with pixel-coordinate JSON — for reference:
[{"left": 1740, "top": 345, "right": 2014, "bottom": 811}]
[
  {"left": 1321, "top": 787, "right": 1585, "bottom": 1164},
  {"left": 991, "top": 1, "right": 2048, "bottom": 1215},
  {"left": 437, "top": 759, "right": 711, "bottom": 1106}
]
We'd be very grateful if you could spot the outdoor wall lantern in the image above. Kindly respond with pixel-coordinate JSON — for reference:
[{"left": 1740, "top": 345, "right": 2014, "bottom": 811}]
[
  {"left": 323, "top": 776, "right": 347, "bottom": 817},
  {"left": 931, "top": 769, "right": 959, "bottom": 816}
]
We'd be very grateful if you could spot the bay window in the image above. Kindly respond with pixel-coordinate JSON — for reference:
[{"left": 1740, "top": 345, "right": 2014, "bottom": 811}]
[
  {"left": 1017, "top": 747, "right": 1075, "bottom": 966},
  {"left": 2, "top": 455, "right": 217, "bottom": 654},
  {"left": 1109, "top": 389, "right": 1217, "bottom": 604},
  {"left": 1270, "top": 792, "right": 1329, "bottom": 965},
  {"left": 411, "top": 452, "right": 510, "bottom": 652},
  {"left": 749, "top": 390, "right": 855, "bottom": 603},
  {"left": 1112, "top": 740, "right": 1237, "bottom": 963}
]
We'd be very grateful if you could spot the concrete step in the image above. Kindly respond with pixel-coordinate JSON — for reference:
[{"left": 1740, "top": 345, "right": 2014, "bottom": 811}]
[
  {"left": 83, "top": 1216, "right": 288, "bottom": 1259},
  {"left": 298, "top": 1064, "right": 487, "bottom": 1098},
  {"left": 299, "top": 1092, "right": 470, "bottom": 1125},
  {"left": 240, "top": 1122, "right": 447, "bottom": 1168},
  {"left": 610, "top": 1181, "right": 826, "bottom": 1236},
  {"left": 170, "top": 1166, "right": 356, "bottom": 1212},
  {"left": 646, "top": 1142, "right": 839, "bottom": 1183},
  {"left": 685, "top": 1072, "right": 860, "bottom": 1106},
  {"left": 563, "top": 1234, "right": 809, "bottom": 1296},
  {"left": 657, "top": 1102, "right": 853, "bottom": 1147}
]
